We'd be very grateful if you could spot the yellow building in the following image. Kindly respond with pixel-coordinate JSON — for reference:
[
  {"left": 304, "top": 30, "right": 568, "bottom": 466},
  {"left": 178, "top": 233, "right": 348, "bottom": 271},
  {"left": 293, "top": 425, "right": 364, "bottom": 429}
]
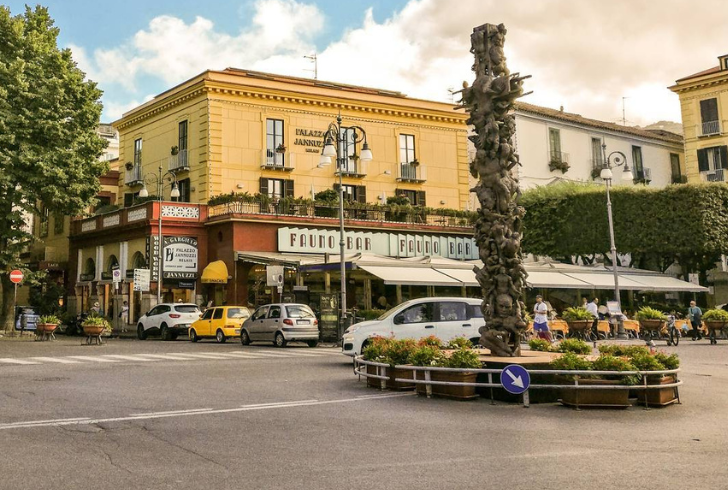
[
  {"left": 669, "top": 54, "right": 728, "bottom": 182},
  {"left": 113, "top": 69, "right": 470, "bottom": 209}
]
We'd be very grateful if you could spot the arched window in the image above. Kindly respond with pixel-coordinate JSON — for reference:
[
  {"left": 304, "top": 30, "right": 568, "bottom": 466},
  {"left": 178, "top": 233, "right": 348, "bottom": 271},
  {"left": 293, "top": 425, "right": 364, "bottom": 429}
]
[
  {"left": 131, "top": 252, "right": 146, "bottom": 270},
  {"left": 84, "top": 258, "right": 96, "bottom": 276},
  {"left": 107, "top": 255, "right": 119, "bottom": 274}
]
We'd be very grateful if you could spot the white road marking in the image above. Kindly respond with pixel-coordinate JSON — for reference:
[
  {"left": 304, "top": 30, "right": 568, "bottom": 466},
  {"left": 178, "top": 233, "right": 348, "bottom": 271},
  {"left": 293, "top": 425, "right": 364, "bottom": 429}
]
[
  {"left": 134, "top": 354, "right": 203, "bottom": 361},
  {"left": 0, "top": 393, "right": 414, "bottom": 431},
  {"left": 0, "top": 358, "right": 41, "bottom": 365},
  {"left": 66, "top": 356, "right": 120, "bottom": 363},
  {"left": 170, "top": 353, "right": 234, "bottom": 360},
  {"left": 129, "top": 408, "right": 213, "bottom": 417},
  {"left": 102, "top": 355, "right": 160, "bottom": 362},
  {"left": 29, "top": 357, "right": 81, "bottom": 364}
]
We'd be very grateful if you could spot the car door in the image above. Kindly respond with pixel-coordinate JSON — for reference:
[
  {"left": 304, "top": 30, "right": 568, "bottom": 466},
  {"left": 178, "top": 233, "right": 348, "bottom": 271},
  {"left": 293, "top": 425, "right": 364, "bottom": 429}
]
[
  {"left": 144, "top": 306, "right": 162, "bottom": 331},
  {"left": 391, "top": 302, "right": 435, "bottom": 340},
  {"left": 196, "top": 308, "right": 214, "bottom": 336},
  {"left": 266, "top": 305, "right": 283, "bottom": 340},
  {"left": 434, "top": 301, "right": 473, "bottom": 342},
  {"left": 210, "top": 308, "right": 224, "bottom": 335},
  {"left": 248, "top": 306, "right": 269, "bottom": 340}
]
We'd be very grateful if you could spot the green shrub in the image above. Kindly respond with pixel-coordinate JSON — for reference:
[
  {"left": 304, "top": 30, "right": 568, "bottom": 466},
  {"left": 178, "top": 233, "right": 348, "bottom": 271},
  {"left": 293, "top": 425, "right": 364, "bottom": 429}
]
[
  {"left": 598, "top": 344, "right": 649, "bottom": 357},
  {"left": 439, "top": 349, "right": 482, "bottom": 369},
  {"left": 314, "top": 189, "right": 338, "bottom": 202},
  {"left": 630, "top": 353, "right": 666, "bottom": 371},
  {"left": 417, "top": 335, "right": 442, "bottom": 347},
  {"left": 654, "top": 352, "right": 680, "bottom": 370},
  {"left": 528, "top": 338, "right": 552, "bottom": 352},
  {"left": 593, "top": 355, "right": 638, "bottom": 385},
  {"left": 562, "top": 307, "right": 594, "bottom": 322},
  {"left": 362, "top": 337, "right": 390, "bottom": 362},
  {"left": 702, "top": 309, "right": 728, "bottom": 322},
  {"left": 386, "top": 339, "right": 417, "bottom": 366},
  {"left": 408, "top": 345, "right": 442, "bottom": 366},
  {"left": 635, "top": 306, "right": 667, "bottom": 321},
  {"left": 555, "top": 338, "right": 591, "bottom": 355},
  {"left": 38, "top": 314, "right": 61, "bottom": 324},
  {"left": 446, "top": 337, "right": 472, "bottom": 350},
  {"left": 549, "top": 352, "right": 593, "bottom": 371}
]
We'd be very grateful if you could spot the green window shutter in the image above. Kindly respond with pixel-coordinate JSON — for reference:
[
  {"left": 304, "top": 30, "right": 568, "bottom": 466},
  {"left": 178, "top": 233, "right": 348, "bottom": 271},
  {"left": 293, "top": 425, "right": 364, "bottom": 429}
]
[
  {"left": 284, "top": 179, "right": 295, "bottom": 198},
  {"left": 697, "top": 149, "right": 709, "bottom": 172},
  {"left": 124, "top": 193, "right": 134, "bottom": 207},
  {"left": 720, "top": 146, "right": 728, "bottom": 170},
  {"left": 700, "top": 98, "right": 719, "bottom": 123},
  {"left": 356, "top": 185, "right": 366, "bottom": 204},
  {"left": 416, "top": 191, "right": 426, "bottom": 207},
  {"left": 259, "top": 177, "right": 269, "bottom": 195}
]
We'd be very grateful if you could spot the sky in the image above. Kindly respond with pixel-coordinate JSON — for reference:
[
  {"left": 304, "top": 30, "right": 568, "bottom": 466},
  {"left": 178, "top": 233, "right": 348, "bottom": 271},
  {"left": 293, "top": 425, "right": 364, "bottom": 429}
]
[{"left": 5, "top": 0, "right": 728, "bottom": 126}]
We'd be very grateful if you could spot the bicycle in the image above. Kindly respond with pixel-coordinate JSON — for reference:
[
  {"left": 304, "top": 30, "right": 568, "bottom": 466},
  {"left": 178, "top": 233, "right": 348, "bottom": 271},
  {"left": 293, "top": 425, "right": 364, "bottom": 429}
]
[{"left": 642, "top": 314, "right": 680, "bottom": 346}]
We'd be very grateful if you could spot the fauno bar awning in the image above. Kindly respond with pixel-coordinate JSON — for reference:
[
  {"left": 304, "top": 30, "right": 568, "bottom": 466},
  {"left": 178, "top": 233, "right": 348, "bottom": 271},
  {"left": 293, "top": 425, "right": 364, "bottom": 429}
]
[
  {"left": 561, "top": 272, "right": 647, "bottom": 290},
  {"left": 523, "top": 270, "right": 593, "bottom": 289},
  {"left": 623, "top": 274, "right": 707, "bottom": 293},
  {"left": 357, "top": 264, "right": 462, "bottom": 287},
  {"left": 201, "top": 260, "right": 229, "bottom": 284}
]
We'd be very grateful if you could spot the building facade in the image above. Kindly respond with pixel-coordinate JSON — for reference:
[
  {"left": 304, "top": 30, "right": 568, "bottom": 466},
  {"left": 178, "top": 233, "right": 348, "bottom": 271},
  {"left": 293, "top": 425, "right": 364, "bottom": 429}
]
[{"left": 669, "top": 54, "right": 728, "bottom": 182}]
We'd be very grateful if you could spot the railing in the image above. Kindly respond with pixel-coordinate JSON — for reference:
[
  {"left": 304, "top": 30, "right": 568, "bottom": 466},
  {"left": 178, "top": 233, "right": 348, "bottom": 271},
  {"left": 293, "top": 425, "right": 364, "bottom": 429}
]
[
  {"left": 548, "top": 151, "right": 570, "bottom": 172},
  {"left": 169, "top": 150, "right": 189, "bottom": 172},
  {"left": 702, "top": 169, "right": 725, "bottom": 182},
  {"left": 207, "top": 199, "right": 474, "bottom": 227},
  {"left": 124, "top": 164, "right": 143, "bottom": 185},
  {"left": 261, "top": 149, "right": 294, "bottom": 171},
  {"left": 701, "top": 120, "right": 721, "bottom": 136},
  {"left": 634, "top": 167, "right": 652, "bottom": 183},
  {"left": 397, "top": 163, "right": 426, "bottom": 182},
  {"left": 353, "top": 357, "right": 682, "bottom": 409},
  {"left": 338, "top": 160, "right": 367, "bottom": 177}
]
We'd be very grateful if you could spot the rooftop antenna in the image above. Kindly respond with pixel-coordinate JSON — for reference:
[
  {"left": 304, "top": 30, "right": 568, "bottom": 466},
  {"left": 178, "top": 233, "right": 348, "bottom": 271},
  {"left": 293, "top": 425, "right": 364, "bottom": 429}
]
[
  {"left": 447, "top": 87, "right": 456, "bottom": 103},
  {"left": 304, "top": 53, "right": 318, "bottom": 80},
  {"left": 621, "top": 96, "right": 629, "bottom": 126}
]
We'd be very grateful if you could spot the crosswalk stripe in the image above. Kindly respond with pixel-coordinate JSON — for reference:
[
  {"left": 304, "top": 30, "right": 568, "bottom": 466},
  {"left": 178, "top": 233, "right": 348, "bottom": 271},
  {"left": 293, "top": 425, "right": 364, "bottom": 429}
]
[
  {"left": 134, "top": 354, "right": 202, "bottom": 361},
  {"left": 0, "top": 358, "right": 41, "bottom": 365},
  {"left": 66, "top": 356, "right": 120, "bottom": 363},
  {"left": 102, "top": 355, "right": 160, "bottom": 362},
  {"left": 29, "top": 357, "right": 81, "bottom": 364},
  {"left": 171, "top": 353, "right": 233, "bottom": 360}
]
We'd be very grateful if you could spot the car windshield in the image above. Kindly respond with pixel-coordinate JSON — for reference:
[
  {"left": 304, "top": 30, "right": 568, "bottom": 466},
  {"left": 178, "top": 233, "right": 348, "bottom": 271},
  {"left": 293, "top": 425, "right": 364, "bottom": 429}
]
[
  {"left": 376, "top": 305, "right": 403, "bottom": 321},
  {"left": 227, "top": 308, "right": 250, "bottom": 319},
  {"left": 175, "top": 305, "right": 200, "bottom": 314},
  {"left": 286, "top": 305, "right": 315, "bottom": 318}
]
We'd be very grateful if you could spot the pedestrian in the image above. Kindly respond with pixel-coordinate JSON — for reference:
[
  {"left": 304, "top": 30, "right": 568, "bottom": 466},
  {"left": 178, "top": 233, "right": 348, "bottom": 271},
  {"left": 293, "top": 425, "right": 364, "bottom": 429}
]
[
  {"left": 119, "top": 300, "right": 129, "bottom": 333},
  {"left": 586, "top": 297, "right": 599, "bottom": 338},
  {"left": 377, "top": 294, "right": 389, "bottom": 310},
  {"left": 91, "top": 301, "right": 101, "bottom": 315},
  {"left": 533, "top": 295, "right": 551, "bottom": 342},
  {"left": 688, "top": 300, "right": 703, "bottom": 341}
]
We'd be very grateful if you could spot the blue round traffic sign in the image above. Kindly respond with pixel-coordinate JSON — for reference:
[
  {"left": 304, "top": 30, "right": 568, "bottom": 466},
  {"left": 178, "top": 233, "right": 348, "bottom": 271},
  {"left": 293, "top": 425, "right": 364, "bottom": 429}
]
[{"left": 501, "top": 364, "right": 530, "bottom": 395}]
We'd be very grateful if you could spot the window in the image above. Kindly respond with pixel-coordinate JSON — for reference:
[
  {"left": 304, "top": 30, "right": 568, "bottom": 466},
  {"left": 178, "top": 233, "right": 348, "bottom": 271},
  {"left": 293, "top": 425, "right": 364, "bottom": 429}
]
[
  {"left": 396, "top": 189, "right": 426, "bottom": 206},
  {"left": 286, "top": 305, "right": 315, "bottom": 318},
  {"left": 251, "top": 306, "right": 269, "bottom": 321},
  {"left": 266, "top": 118, "right": 285, "bottom": 166},
  {"left": 338, "top": 128, "right": 359, "bottom": 173},
  {"left": 53, "top": 213, "right": 65, "bottom": 235},
  {"left": 467, "top": 304, "right": 484, "bottom": 319},
  {"left": 260, "top": 178, "right": 293, "bottom": 199},
  {"left": 396, "top": 303, "right": 432, "bottom": 324},
  {"left": 38, "top": 205, "right": 49, "bottom": 238},
  {"left": 697, "top": 146, "right": 728, "bottom": 173},
  {"left": 178, "top": 120, "right": 188, "bottom": 152},
  {"left": 549, "top": 128, "right": 562, "bottom": 160},
  {"left": 212, "top": 308, "right": 224, "bottom": 320},
  {"left": 134, "top": 138, "right": 142, "bottom": 166},
  {"left": 670, "top": 153, "right": 683, "bottom": 183},
  {"left": 123, "top": 192, "right": 140, "bottom": 207},
  {"left": 201, "top": 309, "right": 214, "bottom": 320},
  {"left": 436, "top": 302, "right": 468, "bottom": 322},
  {"left": 399, "top": 134, "right": 416, "bottom": 164},
  {"left": 591, "top": 138, "right": 603, "bottom": 168},
  {"left": 268, "top": 306, "right": 281, "bottom": 319},
  {"left": 700, "top": 98, "right": 720, "bottom": 135},
  {"left": 338, "top": 184, "right": 366, "bottom": 203},
  {"left": 174, "top": 305, "right": 199, "bottom": 314},
  {"left": 177, "top": 178, "right": 191, "bottom": 203},
  {"left": 227, "top": 308, "right": 250, "bottom": 319},
  {"left": 631, "top": 145, "right": 644, "bottom": 172}
]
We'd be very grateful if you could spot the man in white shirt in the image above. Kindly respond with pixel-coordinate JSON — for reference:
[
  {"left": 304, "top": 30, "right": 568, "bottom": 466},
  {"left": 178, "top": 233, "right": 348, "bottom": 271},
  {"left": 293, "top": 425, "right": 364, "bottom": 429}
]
[
  {"left": 586, "top": 298, "right": 599, "bottom": 338},
  {"left": 533, "top": 295, "right": 551, "bottom": 342}
]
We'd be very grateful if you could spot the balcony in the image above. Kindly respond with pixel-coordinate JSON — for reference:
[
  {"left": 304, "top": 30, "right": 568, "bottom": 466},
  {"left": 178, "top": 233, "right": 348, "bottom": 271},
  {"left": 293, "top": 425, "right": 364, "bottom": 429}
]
[
  {"left": 633, "top": 167, "right": 652, "bottom": 185},
  {"left": 548, "top": 151, "right": 570, "bottom": 173},
  {"left": 702, "top": 169, "right": 725, "bottom": 182},
  {"left": 337, "top": 159, "right": 367, "bottom": 178},
  {"left": 397, "top": 162, "right": 426, "bottom": 183},
  {"left": 590, "top": 159, "right": 605, "bottom": 180},
  {"left": 124, "top": 164, "right": 143, "bottom": 185},
  {"left": 701, "top": 120, "right": 721, "bottom": 137},
  {"left": 169, "top": 150, "right": 189, "bottom": 172},
  {"left": 261, "top": 149, "right": 295, "bottom": 171}
]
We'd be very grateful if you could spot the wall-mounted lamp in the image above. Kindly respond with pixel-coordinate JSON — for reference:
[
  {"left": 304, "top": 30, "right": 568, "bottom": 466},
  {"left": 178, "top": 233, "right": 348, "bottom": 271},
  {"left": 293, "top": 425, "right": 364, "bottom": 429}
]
[
  {"left": 383, "top": 170, "right": 392, "bottom": 175},
  {"left": 236, "top": 184, "right": 244, "bottom": 189},
  {"left": 440, "top": 200, "right": 446, "bottom": 205}
]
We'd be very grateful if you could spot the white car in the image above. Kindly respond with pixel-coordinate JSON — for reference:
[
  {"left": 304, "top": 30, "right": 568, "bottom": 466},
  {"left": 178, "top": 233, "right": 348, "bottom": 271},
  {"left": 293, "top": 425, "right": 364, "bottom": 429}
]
[
  {"left": 137, "top": 303, "right": 202, "bottom": 341},
  {"left": 342, "top": 297, "right": 485, "bottom": 356}
]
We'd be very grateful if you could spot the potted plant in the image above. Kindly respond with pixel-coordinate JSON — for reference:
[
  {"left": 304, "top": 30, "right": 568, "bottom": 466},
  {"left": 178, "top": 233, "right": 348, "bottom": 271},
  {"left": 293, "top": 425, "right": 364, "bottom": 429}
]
[
  {"left": 702, "top": 309, "right": 728, "bottom": 344},
  {"left": 82, "top": 314, "right": 112, "bottom": 340},
  {"left": 554, "top": 338, "right": 591, "bottom": 354},
  {"left": 528, "top": 338, "right": 552, "bottom": 352},
  {"left": 410, "top": 342, "right": 481, "bottom": 400},
  {"left": 170, "top": 145, "right": 179, "bottom": 155},
  {"left": 552, "top": 353, "right": 635, "bottom": 408},
  {"left": 632, "top": 351, "right": 680, "bottom": 406},
  {"left": 362, "top": 336, "right": 391, "bottom": 388},
  {"left": 37, "top": 314, "right": 61, "bottom": 339},
  {"left": 410, "top": 158, "right": 420, "bottom": 167},
  {"left": 275, "top": 143, "right": 286, "bottom": 153},
  {"left": 361, "top": 337, "right": 416, "bottom": 390},
  {"left": 635, "top": 306, "right": 667, "bottom": 336},
  {"left": 561, "top": 307, "right": 593, "bottom": 337}
]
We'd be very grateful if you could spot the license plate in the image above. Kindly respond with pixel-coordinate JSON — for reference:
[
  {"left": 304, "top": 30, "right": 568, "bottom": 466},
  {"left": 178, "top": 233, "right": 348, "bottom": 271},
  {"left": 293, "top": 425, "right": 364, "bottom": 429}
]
[{"left": 297, "top": 320, "right": 310, "bottom": 325}]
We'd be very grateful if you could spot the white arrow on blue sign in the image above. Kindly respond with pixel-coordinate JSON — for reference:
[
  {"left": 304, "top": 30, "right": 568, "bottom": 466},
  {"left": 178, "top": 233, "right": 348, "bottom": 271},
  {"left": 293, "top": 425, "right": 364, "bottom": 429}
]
[{"left": 501, "top": 364, "right": 530, "bottom": 395}]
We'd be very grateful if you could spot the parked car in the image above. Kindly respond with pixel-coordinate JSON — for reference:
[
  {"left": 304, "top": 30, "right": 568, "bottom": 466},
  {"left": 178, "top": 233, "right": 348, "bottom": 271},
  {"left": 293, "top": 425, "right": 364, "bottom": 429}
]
[
  {"left": 189, "top": 306, "right": 251, "bottom": 343},
  {"left": 137, "top": 303, "right": 202, "bottom": 341},
  {"left": 240, "top": 303, "right": 319, "bottom": 347},
  {"left": 341, "top": 297, "right": 484, "bottom": 356}
]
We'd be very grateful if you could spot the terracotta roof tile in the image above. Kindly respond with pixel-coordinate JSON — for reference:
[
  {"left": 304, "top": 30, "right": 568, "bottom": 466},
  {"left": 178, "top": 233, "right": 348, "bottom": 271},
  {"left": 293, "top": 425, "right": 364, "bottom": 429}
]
[{"left": 675, "top": 66, "right": 721, "bottom": 83}]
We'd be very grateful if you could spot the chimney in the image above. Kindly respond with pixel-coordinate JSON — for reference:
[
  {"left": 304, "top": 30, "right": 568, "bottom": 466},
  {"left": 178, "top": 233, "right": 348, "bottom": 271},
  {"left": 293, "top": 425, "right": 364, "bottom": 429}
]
[{"left": 559, "top": 105, "right": 564, "bottom": 112}]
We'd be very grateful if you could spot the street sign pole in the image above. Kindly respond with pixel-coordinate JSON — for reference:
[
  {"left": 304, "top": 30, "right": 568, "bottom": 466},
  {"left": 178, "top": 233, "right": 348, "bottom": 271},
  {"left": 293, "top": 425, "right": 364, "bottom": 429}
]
[{"left": 8, "top": 270, "right": 24, "bottom": 336}]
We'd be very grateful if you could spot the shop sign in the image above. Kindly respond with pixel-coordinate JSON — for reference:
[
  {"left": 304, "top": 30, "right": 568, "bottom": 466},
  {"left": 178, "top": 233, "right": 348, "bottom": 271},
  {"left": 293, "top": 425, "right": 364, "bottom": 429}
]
[
  {"left": 293, "top": 128, "right": 325, "bottom": 152},
  {"left": 163, "top": 236, "right": 198, "bottom": 275},
  {"left": 133, "top": 269, "right": 150, "bottom": 292},
  {"left": 277, "top": 227, "right": 478, "bottom": 260},
  {"left": 146, "top": 235, "right": 160, "bottom": 282},
  {"left": 178, "top": 280, "right": 196, "bottom": 289},
  {"left": 101, "top": 272, "right": 113, "bottom": 280},
  {"left": 79, "top": 273, "right": 95, "bottom": 282}
]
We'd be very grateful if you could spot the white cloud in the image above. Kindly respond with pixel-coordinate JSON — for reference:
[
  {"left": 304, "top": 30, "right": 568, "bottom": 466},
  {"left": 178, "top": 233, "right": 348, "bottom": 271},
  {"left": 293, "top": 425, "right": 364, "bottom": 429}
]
[{"left": 74, "top": 0, "right": 728, "bottom": 126}]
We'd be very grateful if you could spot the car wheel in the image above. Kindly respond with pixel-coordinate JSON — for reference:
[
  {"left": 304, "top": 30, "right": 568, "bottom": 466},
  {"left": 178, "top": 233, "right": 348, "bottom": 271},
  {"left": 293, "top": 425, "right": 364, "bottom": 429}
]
[
  {"left": 307, "top": 340, "right": 318, "bottom": 348},
  {"left": 274, "top": 332, "right": 287, "bottom": 348},
  {"left": 216, "top": 329, "right": 226, "bottom": 343},
  {"left": 160, "top": 324, "right": 171, "bottom": 341},
  {"left": 137, "top": 324, "right": 147, "bottom": 340},
  {"left": 360, "top": 340, "right": 370, "bottom": 355},
  {"left": 190, "top": 329, "right": 199, "bottom": 342},
  {"left": 240, "top": 330, "right": 251, "bottom": 346}
]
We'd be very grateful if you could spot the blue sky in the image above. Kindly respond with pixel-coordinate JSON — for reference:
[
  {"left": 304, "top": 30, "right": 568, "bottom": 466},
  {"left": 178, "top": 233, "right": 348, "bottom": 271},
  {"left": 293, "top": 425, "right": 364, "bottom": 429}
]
[{"left": 5, "top": 0, "right": 728, "bottom": 126}]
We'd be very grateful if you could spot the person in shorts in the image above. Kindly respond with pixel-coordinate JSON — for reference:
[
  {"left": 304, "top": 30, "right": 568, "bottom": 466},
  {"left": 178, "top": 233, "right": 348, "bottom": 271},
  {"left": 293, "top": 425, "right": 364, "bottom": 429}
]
[{"left": 533, "top": 295, "right": 551, "bottom": 342}]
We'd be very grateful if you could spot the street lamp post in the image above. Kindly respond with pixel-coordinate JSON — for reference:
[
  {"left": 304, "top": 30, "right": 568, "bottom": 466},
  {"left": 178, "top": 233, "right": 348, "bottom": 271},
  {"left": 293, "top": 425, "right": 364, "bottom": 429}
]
[
  {"left": 138, "top": 165, "right": 180, "bottom": 304},
  {"left": 600, "top": 142, "right": 633, "bottom": 340},
  {"left": 318, "top": 115, "right": 373, "bottom": 339}
]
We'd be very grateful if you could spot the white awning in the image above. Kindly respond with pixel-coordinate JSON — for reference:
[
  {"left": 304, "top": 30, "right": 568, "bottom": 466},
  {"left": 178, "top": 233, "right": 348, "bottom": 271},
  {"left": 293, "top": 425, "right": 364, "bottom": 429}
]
[
  {"left": 624, "top": 274, "right": 707, "bottom": 293},
  {"left": 525, "top": 271, "right": 593, "bottom": 289},
  {"left": 357, "top": 265, "right": 462, "bottom": 287},
  {"left": 562, "top": 272, "right": 648, "bottom": 290},
  {"left": 435, "top": 267, "right": 478, "bottom": 287}
]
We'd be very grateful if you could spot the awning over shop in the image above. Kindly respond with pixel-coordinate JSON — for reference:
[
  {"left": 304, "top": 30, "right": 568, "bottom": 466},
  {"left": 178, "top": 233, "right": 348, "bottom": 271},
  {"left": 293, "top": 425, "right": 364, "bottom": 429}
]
[
  {"left": 623, "top": 274, "right": 706, "bottom": 293},
  {"left": 201, "top": 260, "right": 229, "bottom": 284},
  {"left": 434, "top": 267, "right": 479, "bottom": 287},
  {"left": 357, "top": 264, "right": 462, "bottom": 287},
  {"left": 560, "top": 272, "right": 648, "bottom": 290},
  {"left": 523, "top": 271, "right": 593, "bottom": 289}
]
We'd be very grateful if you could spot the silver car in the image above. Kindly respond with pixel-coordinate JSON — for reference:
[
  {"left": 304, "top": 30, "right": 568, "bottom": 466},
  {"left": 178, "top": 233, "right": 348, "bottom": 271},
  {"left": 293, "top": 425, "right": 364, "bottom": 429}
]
[{"left": 240, "top": 303, "right": 319, "bottom": 347}]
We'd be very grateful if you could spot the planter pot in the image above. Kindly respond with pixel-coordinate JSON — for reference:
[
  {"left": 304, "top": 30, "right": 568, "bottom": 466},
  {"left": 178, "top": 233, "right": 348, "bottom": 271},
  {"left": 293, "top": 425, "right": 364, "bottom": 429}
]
[
  {"left": 36, "top": 323, "right": 58, "bottom": 333},
  {"left": 704, "top": 320, "right": 725, "bottom": 341},
  {"left": 560, "top": 378, "right": 631, "bottom": 408},
  {"left": 416, "top": 370, "right": 478, "bottom": 400},
  {"left": 566, "top": 320, "right": 591, "bottom": 336},
  {"left": 365, "top": 365, "right": 414, "bottom": 390},
  {"left": 82, "top": 325, "right": 105, "bottom": 336},
  {"left": 637, "top": 374, "right": 679, "bottom": 407},
  {"left": 639, "top": 319, "right": 665, "bottom": 332}
]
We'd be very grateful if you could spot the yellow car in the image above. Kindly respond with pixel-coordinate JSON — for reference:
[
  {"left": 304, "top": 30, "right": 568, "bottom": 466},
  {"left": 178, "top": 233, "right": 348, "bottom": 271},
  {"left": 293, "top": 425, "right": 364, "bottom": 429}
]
[{"left": 189, "top": 306, "right": 251, "bottom": 343}]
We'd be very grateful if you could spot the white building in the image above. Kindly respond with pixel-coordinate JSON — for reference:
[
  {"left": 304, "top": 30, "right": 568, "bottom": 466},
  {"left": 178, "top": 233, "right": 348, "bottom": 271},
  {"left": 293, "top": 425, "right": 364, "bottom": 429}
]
[
  {"left": 512, "top": 102, "right": 684, "bottom": 190},
  {"left": 97, "top": 123, "right": 119, "bottom": 162}
]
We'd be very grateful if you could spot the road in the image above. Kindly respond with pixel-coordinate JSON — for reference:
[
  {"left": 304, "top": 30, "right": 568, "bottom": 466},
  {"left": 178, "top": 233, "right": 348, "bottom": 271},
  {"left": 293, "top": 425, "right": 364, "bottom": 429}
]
[{"left": 0, "top": 337, "right": 727, "bottom": 490}]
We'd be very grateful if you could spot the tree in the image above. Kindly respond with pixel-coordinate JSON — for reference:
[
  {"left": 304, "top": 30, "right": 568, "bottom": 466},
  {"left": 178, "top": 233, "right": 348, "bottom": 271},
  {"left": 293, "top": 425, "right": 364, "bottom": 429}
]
[{"left": 0, "top": 6, "right": 108, "bottom": 332}]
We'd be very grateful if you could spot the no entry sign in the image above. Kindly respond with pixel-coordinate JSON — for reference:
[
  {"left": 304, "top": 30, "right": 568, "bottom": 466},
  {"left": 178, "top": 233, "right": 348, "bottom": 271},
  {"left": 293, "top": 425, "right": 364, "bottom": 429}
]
[{"left": 9, "top": 270, "right": 23, "bottom": 284}]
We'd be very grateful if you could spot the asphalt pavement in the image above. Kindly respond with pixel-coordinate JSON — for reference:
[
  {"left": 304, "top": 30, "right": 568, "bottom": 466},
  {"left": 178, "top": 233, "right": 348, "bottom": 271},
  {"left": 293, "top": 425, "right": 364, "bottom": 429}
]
[{"left": 0, "top": 336, "right": 727, "bottom": 490}]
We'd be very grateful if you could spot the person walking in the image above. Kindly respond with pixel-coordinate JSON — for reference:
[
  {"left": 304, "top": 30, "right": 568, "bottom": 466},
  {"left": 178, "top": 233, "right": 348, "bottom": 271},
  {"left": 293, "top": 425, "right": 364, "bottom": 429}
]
[
  {"left": 533, "top": 295, "right": 551, "bottom": 342},
  {"left": 688, "top": 300, "right": 703, "bottom": 341},
  {"left": 586, "top": 297, "right": 599, "bottom": 339}
]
